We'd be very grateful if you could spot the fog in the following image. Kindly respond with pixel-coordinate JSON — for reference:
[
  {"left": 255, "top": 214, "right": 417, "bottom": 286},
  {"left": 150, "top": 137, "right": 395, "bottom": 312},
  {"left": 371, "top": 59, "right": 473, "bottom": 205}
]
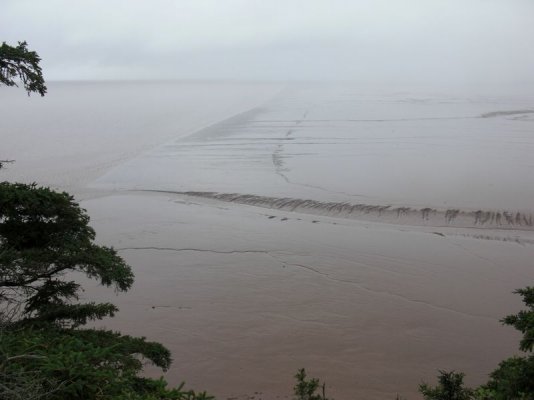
[{"left": 2, "top": 0, "right": 534, "bottom": 84}]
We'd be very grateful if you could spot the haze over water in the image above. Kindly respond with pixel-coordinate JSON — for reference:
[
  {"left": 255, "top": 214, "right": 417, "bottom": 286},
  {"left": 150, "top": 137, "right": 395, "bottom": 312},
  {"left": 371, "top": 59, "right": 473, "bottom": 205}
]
[{"left": 1, "top": 81, "right": 533, "bottom": 399}]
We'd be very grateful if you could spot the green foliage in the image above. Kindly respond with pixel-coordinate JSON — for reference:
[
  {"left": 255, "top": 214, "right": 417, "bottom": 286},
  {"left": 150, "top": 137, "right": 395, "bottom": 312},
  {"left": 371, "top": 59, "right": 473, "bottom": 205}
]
[
  {"left": 501, "top": 287, "right": 534, "bottom": 353},
  {"left": 0, "top": 349, "right": 52, "bottom": 400},
  {"left": 0, "top": 327, "right": 161, "bottom": 399},
  {"left": 477, "top": 356, "right": 534, "bottom": 400},
  {"left": 0, "top": 41, "right": 47, "bottom": 96},
  {"left": 419, "top": 371, "right": 473, "bottom": 400},
  {"left": 0, "top": 41, "right": 46, "bottom": 169},
  {"left": 474, "top": 287, "right": 534, "bottom": 400},
  {"left": 0, "top": 326, "right": 212, "bottom": 400},
  {"left": 293, "top": 368, "right": 329, "bottom": 400},
  {"left": 0, "top": 182, "right": 134, "bottom": 327}
]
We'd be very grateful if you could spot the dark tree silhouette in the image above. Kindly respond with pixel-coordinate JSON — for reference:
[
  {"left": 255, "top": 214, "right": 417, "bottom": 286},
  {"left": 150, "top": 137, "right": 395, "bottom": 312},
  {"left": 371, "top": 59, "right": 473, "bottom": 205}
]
[{"left": 0, "top": 41, "right": 47, "bottom": 96}]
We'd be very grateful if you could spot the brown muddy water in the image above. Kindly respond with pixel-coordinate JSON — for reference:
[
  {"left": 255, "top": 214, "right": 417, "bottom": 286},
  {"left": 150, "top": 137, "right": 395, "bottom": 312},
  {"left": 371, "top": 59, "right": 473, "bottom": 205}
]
[{"left": 1, "top": 81, "right": 533, "bottom": 399}]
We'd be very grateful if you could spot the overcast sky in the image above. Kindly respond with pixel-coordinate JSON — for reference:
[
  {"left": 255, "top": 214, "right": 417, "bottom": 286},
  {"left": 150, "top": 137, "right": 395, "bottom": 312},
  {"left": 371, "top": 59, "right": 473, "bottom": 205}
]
[{"left": 2, "top": 0, "right": 534, "bottom": 84}]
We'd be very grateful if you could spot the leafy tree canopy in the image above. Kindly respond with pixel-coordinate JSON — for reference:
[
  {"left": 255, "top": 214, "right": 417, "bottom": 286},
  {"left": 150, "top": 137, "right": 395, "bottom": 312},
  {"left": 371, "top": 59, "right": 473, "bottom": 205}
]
[
  {"left": 0, "top": 182, "right": 134, "bottom": 327},
  {"left": 0, "top": 41, "right": 46, "bottom": 168},
  {"left": 502, "top": 287, "right": 534, "bottom": 353},
  {"left": 293, "top": 368, "right": 329, "bottom": 400},
  {"left": 419, "top": 371, "right": 473, "bottom": 400},
  {"left": 0, "top": 41, "right": 47, "bottom": 96},
  {"left": 1, "top": 326, "right": 174, "bottom": 399}
]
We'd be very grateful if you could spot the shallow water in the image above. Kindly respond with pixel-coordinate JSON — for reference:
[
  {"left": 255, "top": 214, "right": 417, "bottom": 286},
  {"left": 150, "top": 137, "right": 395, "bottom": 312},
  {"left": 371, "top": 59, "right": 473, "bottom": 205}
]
[
  {"left": 94, "top": 83, "right": 534, "bottom": 211},
  {"left": 2, "top": 81, "right": 534, "bottom": 399},
  {"left": 0, "top": 81, "right": 282, "bottom": 192}
]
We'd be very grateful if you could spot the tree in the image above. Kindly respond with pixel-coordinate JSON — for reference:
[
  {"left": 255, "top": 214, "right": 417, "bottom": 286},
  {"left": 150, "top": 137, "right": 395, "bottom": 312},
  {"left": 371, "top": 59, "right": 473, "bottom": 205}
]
[
  {"left": 293, "top": 369, "right": 330, "bottom": 400},
  {"left": 480, "top": 356, "right": 534, "bottom": 400},
  {"left": 419, "top": 371, "right": 473, "bottom": 400},
  {"left": 0, "top": 41, "right": 46, "bottom": 168},
  {"left": 0, "top": 325, "right": 211, "bottom": 400},
  {"left": 476, "top": 287, "right": 534, "bottom": 400},
  {"left": 0, "top": 183, "right": 175, "bottom": 398},
  {"left": 501, "top": 287, "right": 534, "bottom": 353},
  {"left": 0, "top": 41, "right": 47, "bottom": 96},
  {"left": 0, "top": 182, "right": 133, "bottom": 326}
]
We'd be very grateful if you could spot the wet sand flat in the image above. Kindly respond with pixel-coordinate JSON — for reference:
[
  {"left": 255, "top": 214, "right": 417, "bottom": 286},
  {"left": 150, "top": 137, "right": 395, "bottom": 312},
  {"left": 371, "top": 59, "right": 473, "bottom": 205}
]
[
  {"left": 82, "top": 192, "right": 532, "bottom": 400},
  {"left": 2, "top": 82, "right": 534, "bottom": 399}
]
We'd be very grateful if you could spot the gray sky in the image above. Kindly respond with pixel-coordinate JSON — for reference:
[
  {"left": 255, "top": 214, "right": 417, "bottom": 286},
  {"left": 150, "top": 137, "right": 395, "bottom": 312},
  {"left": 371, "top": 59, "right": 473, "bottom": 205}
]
[{"left": 2, "top": 0, "right": 534, "bottom": 84}]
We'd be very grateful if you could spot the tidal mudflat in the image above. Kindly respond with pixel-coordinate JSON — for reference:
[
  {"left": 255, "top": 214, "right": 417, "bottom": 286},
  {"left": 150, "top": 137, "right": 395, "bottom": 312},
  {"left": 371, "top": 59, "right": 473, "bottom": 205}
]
[{"left": 2, "top": 82, "right": 533, "bottom": 399}]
